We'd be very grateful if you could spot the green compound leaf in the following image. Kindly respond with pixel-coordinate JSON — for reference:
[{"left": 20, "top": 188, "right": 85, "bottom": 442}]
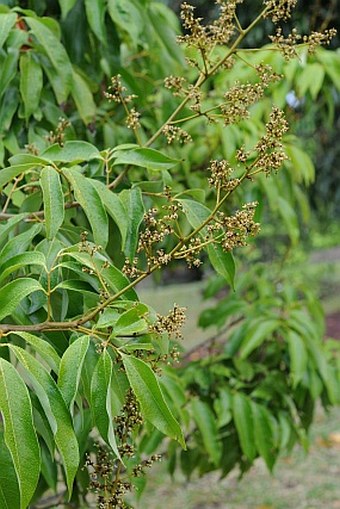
[
  {"left": 40, "top": 167, "right": 65, "bottom": 240},
  {"left": 9, "top": 346, "right": 80, "bottom": 497},
  {"left": 0, "top": 359, "right": 41, "bottom": 509},
  {"left": 122, "top": 354, "right": 185, "bottom": 448}
]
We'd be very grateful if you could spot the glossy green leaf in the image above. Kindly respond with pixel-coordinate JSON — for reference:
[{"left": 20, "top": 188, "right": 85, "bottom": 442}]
[
  {"left": 277, "top": 196, "right": 299, "bottom": 245},
  {"left": 179, "top": 198, "right": 210, "bottom": 234},
  {"left": 239, "top": 319, "right": 279, "bottom": 359},
  {"left": 0, "top": 163, "right": 38, "bottom": 189},
  {"left": 252, "top": 403, "right": 276, "bottom": 471},
  {"left": 71, "top": 70, "right": 96, "bottom": 124},
  {"left": 59, "top": 0, "right": 77, "bottom": 18},
  {"left": 107, "top": 0, "right": 145, "bottom": 45},
  {"left": 122, "top": 354, "right": 185, "bottom": 447},
  {"left": 91, "top": 180, "right": 128, "bottom": 242},
  {"left": 114, "top": 308, "right": 147, "bottom": 336},
  {"left": 0, "top": 251, "right": 46, "bottom": 283},
  {"left": 287, "top": 330, "right": 308, "bottom": 388},
  {"left": 58, "top": 336, "right": 90, "bottom": 411},
  {"left": 0, "top": 223, "right": 42, "bottom": 265},
  {"left": 113, "top": 147, "right": 178, "bottom": 171},
  {"left": 19, "top": 52, "right": 43, "bottom": 120},
  {"left": 232, "top": 392, "right": 256, "bottom": 461},
  {"left": 14, "top": 331, "right": 60, "bottom": 374},
  {"left": 62, "top": 168, "right": 108, "bottom": 247},
  {"left": 84, "top": 0, "right": 106, "bottom": 42},
  {"left": 0, "top": 13, "right": 17, "bottom": 49},
  {"left": 40, "top": 166, "right": 65, "bottom": 239},
  {"left": 63, "top": 251, "right": 138, "bottom": 300},
  {"left": 90, "top": 351, "right": 121, "bottom": 459},
  {"left": 9, "top": 153, "right": 50, "bottom": 166},
  {"left": 0, "top": 278, "right": 43, "bottom": 321},
  {"left": 0, "top": 48, "right": 18, "bottom": 99},
  {"left": 0, "top": 359, "right": 40, "bottom": 509},
  {"left": 0, "top": 214, "right": 26, "bottom": 244},
  {"left": 191, "top": 399, "right": 221, "bottom": 465},
  {"left": 0, "top": 431, "right": 20, "bottom": 509},
  {"left": 207, "top": 244, "right": 235, "bottom": 290},
  {"left": 120, "top": 187, "right": 144, "bottom": 261},
  {"left": 9, "top": 346, "right": 79, "bottom": 496},
  {"left": 26, "top": 17, "right": 72, "bottom": 96},
  {"left": 42, "top": 141, "right": 100, "bottom": 163}
]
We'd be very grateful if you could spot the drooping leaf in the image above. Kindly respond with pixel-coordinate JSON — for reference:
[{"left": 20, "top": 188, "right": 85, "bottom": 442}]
[
  {"left": 14, "top": 331, "right": 60, "bottom": 374},
  {"left": 0, "top": 48, "right": 19, "bottom": 99},
  {"left": 0, "top": 223, "right": 42, "bottom": 265},
  {"left": 239, "top": 319, "right": 279, "bottom": 359},
  {"left": 107, "top": 0, "right": 145, "bottom": 46},
  {"left": 0, "top": 431, "right": 20, "bottom": 509},
  {"left": 71, "top": 70, "right": 96, "bottom": 124},
  {"left": 91, "top": 180, "right": 128, "bottom": 242},
  {"left": 0, "top": 13, "right": 17, "bottom": 50},
  {"left": 286, "top": 330, "right": 308, "bottom": 388},
  {"left": 19, "top": 52, "right": 43, "bottom": 120},
  {"left": 0, "top": 359, "right": 41, "bottom": 509},
  {"left": 120, "top": 187, "right": 144, "bottom": 261},
  {"left": 122, "top": 354, "right": 185, "bottom": 447},
  {"left": 277, "top": 196, "right": 299, "bottom": 245},
  {"left": 0, "top": 251, "right": 46, "bottom": 284},
  {"left": 113, "top": 147, "right": 178, "bottom": 171},
  {"left": 252, "top": 403, "right": 277, "bottom": 471},
  {"left": 40, "top": 167, "right": 65, "bottom": 240},
  {"left": 9, "top": 346, "right": 80, "bottom": 496},
  {"left": 58, "top": 336, "right": 90, "bottom": 412},
  {"left": 58, "top": 0, "right": 77, "bottom": 18},
  {"left": 90, "top": 351, "right": 121, "bottom": 459},
  {"left": 232, "top": 392, "right": 256, "bottom": 461},
  {"left": 0, "top": 278, "right": 44, "bottom": 321},
  {"left": 63, "top": 251, "right": 138, "bottom": 300},
  {"left": 26, "top": 17, "right": 72, "bottom": 96},
  {"left": 84, "top": 0, "right": 106, "bottom": 42},
  {"left": 62, "top": 168, "right": 108, "bottom": 247},
  {"left": 191, "top": 399, "right": 221, "bottom": 466},
  {"left": 206, "top": 244, "right": 235, "bottom": 290}
]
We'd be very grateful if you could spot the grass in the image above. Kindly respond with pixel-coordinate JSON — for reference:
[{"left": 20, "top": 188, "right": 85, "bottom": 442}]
[{"left": 139, "top": 406, "right": 340, "bottom": 509}]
